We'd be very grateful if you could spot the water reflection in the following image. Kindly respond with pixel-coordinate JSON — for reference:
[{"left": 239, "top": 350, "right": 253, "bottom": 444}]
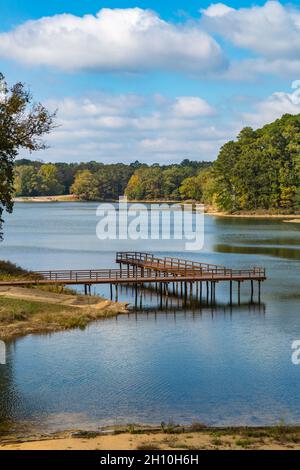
[
  {"left": 0, "top": 299, "right": 266, "bottom": 434},
  {"left": 214, "top": 243, "right": 300, "bottom": 261},
  {"left": 1, "top": 204, "right": 300, "bottom": 430}
]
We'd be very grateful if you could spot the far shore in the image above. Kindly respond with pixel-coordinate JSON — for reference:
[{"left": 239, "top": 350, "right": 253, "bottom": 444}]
[
  {"left": 13, "top": 195, "right": 300, "bottom": 221},
  {"left": 1, "top": 424, "right": 300, "bottom": 450}
]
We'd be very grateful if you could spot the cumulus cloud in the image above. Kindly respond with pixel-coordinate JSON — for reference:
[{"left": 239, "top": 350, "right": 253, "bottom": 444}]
[
  {"left": 171, "top": 97, "right": 215, "bottom": 117},
  {"left": 241, "top": 82, "right": 300, "bottom": 127},
  {"left": 27, "top": 92, "right": 229, "bottom": 163},
  {"left": 199, "top": 1, "right": 300, "bottom": 79},
  {"left": 20, "top": 82, "right": 300, "bottom": 163},
  {"left": 0, "top": 7, "right": 226, "bottom": 74},
  {"left": 202, "top": 3, "right": 234, "bottom": 18},
  {"left": 201, "top": 1, "right": 300, "bottom": 60}
]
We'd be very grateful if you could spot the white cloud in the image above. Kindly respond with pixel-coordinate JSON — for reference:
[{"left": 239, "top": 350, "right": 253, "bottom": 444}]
[
  {"left": 21, "top": 84, "right": 300, "bottom": 164},
  {"left": 171, "top": 97, "right": 215, "bottom": 117},
  {"left": 26, "top": 92, "right": 227, "bottom": 163},
  {"left": 202, "top": 1, "right": 300, "bottom": 59},
  {"left": 200, "top": 1, "right": 300, "bottom": 79},
  {"left": 0, "top": 7, "right": 225, "bottom": 75},
  {"left": 241, "top": 82, "right": 300, "bottom": 127},
  {"left": 201, "top": 3, "right": 234, "bottom": 18}
]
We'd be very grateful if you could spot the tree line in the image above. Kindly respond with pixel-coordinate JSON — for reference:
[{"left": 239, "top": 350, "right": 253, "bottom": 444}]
[
  {"left": 14, "top": 114, "right": 300, "bottom": 212},
  {"left": 125, "top": 113, "right": 300, "bottom": 212},
  {"left": 15, "top": 159, "right": 211, "bottom": 201},
  {"left": 211, "top": 113, "right": 300, "bottom": 212},
  {"left": 4, "top": 72, "right": 300, "bottom": 245}
]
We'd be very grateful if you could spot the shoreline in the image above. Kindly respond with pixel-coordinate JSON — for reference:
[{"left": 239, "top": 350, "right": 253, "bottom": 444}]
[
  {"left": 1, "top": 424, "right": 300, "bottom": 450},
  {"left": 13, "top": 196, "right": 300, "bottom": 220},
  {"left": 0, "top": 286, "right": 128, "bottom": 341}
]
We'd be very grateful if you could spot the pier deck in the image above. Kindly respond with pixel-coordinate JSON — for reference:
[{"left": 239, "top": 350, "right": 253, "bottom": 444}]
[{"left": 0, "top": 252, "right": 266, "bottom": 303}]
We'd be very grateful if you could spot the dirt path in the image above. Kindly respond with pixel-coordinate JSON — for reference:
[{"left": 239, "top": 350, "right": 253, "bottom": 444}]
[{"left": 0, "top": 286, "right": 116, "bottom": 309}]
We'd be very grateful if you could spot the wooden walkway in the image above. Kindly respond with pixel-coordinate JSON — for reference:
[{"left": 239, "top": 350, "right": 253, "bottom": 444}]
[
  {"left": 0, "top": 251, "right": 266, "bottom": 303},
  {"left": 116, "top": 252, "right": 266, "bottom": 281}
]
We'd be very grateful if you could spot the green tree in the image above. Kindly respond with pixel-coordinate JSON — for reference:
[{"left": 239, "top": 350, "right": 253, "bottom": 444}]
[
  {"left": 179, "top": 175, "right": 202, "bottom": 200},
  {"left": 0, "top": 73, "right": 55, "bottom": 238},
  {"left": 125, "top": 167, "right": 163, "bottom": 200},
  {"left": 162, "top": 166, "right": 192, "bottom": 199},
  {"left": 71, "top": 170, "right": 98, "bottom": 200},
  {"left": 37, "top": 164, "right": 64, "bottom": 196},
  {"left": 14, "top": 165, "right": 40, "bottom": 196},
  {"left": 211, "top": 114, "right": 300, "bottom": 212}
]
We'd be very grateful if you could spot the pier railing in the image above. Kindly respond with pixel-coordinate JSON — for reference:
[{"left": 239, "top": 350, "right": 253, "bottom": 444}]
[
  {"left": 116, "top": 251, "right": 266, "bottom": 279},
  {"left": 34, "top": 266, "right": 265, "bottom": 283},
  {"left": 0, "top": 252, "right": 266, "bottom": 287}
]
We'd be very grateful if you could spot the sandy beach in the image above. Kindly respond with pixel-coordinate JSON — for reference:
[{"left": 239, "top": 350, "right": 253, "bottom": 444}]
[{"left": 1, "top": 427, "right": 300, "bottom": 450}]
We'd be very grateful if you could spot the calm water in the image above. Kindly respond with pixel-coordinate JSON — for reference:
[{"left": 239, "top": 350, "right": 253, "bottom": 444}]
[{"left": 1, "top": 202, "right": 300, "bottom": 432}]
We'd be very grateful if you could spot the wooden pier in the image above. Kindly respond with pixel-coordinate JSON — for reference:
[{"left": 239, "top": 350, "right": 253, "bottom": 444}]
[{"left": 0, "top": 252, "right": 266, "bottom": 304}]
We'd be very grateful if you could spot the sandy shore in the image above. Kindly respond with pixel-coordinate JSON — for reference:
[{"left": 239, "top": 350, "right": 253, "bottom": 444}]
[
  {"left": 206, "top": 210, "right": 300, "bottom": 220},
  {"left": 1, "top": 427, "right": 300, "bottom": 450},
  {"left": 14, "top": 195, "right": 78, "bottom": 203},
  {"left": 13, "top": 196, "right": 300, "bottom": 220}
]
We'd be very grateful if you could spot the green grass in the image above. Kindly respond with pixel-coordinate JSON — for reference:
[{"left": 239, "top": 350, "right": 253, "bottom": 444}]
[
  {"left": 235, "top": 438, "right": 255, "bottom": 448},
  {"left": 0, "top": 297, "right": 74, "bottom": 322},
  {"left": 136, "top": 443, "right": 160, "bottom": 450},
  {"left": 211, "top": 438, "right": 223, "bottom": 446},
  {"left": 0, "top": 296, "right": 119, "bottom": 340}
]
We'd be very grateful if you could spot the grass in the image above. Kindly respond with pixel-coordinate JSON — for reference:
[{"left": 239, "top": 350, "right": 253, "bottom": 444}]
[
  {"left": 4, "top": 425, "right": 300, "bottom": 450},
  {"left": 0, "top": 295, "right": 122, "bottom": 340},
  {"left": 136, "top": 443, "right": 161, "bottom": 450},
  {"left": 235, "top": 438, "right": 254, "bottom": 448},
  {"left": 0, "top": 260, "right": 76, "bottom": 295},
  {"left": 211, "top": 438, "right": 223, "bottom": 446},
  {"left": 0, "top": 260, "right": 40, "bottom": 281},
  {"left": 0, "top": 259, "right": 126, "bottom": 340},
  {"left": 160, "top": 420, "right": 183, "bottom": 434},
  {"left": 189, "top": 421, "right": 207, "bottom": 432}
]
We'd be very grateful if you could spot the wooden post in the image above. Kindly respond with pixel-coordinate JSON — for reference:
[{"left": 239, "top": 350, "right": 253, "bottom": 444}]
[
  {"left": 238, "top": 281, "right": 241, "bottom": 304},
  {"left": 251, "top": 280, "right": 254, "bottom": 303},
  {"left": 230, "top": 281, "right": 233, "bottom": 305},
  {"left": 258, "top": 280, "right": 261, "bottom": 304}
]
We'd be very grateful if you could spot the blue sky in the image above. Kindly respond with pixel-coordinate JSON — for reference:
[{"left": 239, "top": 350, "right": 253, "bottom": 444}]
[{"left": 1, "top": 1, "right": 300, "bottom": 163}]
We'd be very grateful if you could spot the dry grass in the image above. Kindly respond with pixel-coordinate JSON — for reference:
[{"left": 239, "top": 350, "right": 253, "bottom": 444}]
[{"left": 0, "top": 295, "right": 125, "bottom": 340}]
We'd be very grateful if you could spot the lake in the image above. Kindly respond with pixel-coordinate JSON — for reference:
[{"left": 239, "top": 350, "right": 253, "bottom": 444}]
[{"left": 1, "top": 202, "right": 300, "bottom": 432}]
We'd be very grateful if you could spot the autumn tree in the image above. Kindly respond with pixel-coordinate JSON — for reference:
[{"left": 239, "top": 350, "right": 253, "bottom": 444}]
[
  {"left": 0, "top": 73, "right": 55, "bottom": 238},
  {"left": 70, "top": 170, "right": 99, "bottom": 200},
  {"left": 37, "top": 164, "right": 64, "bottom": 196}
]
